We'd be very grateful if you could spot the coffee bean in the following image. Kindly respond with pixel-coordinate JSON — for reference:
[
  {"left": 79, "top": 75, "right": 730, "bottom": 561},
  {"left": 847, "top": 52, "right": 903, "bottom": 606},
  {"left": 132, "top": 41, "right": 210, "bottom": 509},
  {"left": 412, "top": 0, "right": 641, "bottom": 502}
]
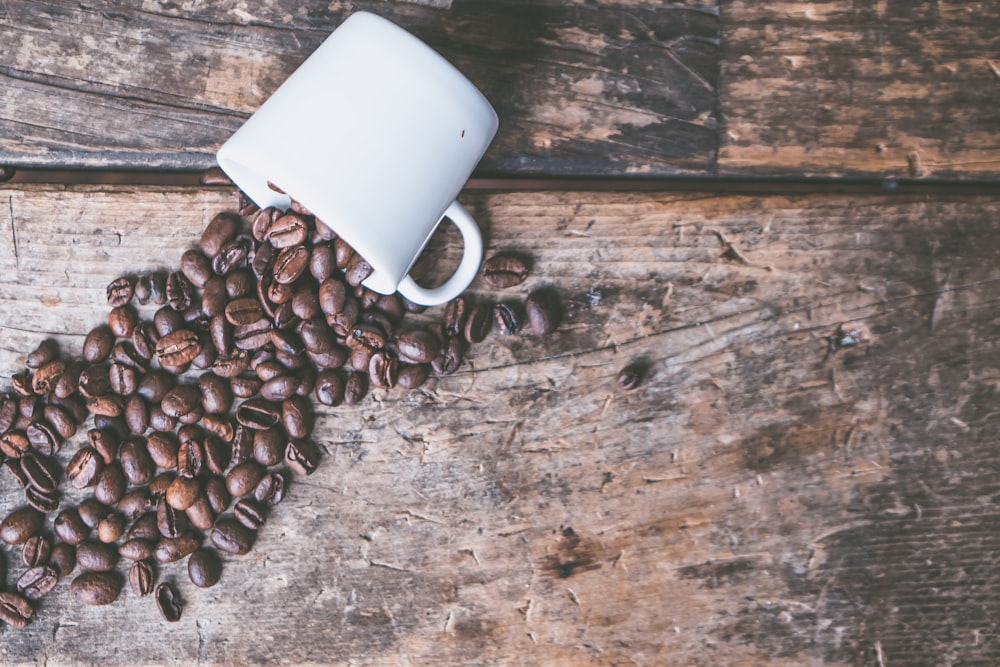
[
  {"left": 209, "top": 314, "right": 234, "bottom": 356},
  {"left": 396, "top": 329, "right": 441, "bottom": 364},
  {"left": 165, "top": 477, "right": 201, "bottom": 511},
  {"left": 213, "top": 236, "right": 253, "bottom": 275},
  {"left": 254, "top": 473, "right": 286, "bottom": 508},
  {"left": 226, "top": 460, "right": 266, "bottom": 498},
  {"left": 230, "top": 376, "right": 263, "bottom": 399},
  {"left": 233, "top": 318, "right": 273, "bottom": 351},
  {"left": 21, "top": 452, "right": 60, "bottom": 493},
  {"left": 96, "top": 512, "right": 127, "bottom": 544},
  {"left": 153, "top": 306, "right": 184, "bottom": 337},
  {"left": 344, "top": 371, "right": 368, "bottom": 405},
  {"left": 155, "top": 581, "right": 183, "bottom": 622},
  {"left": 153, "top": 329, "right": 201, "bottom": 367},
  {"left": 1, "top": 506, "right": 44, "bottom": 544},
  {"left": 185, "top": 494, "right": 215, "bottom": 531},
  {"left": 0, "top": 393, "right": 18, "bottom": 435},
  {"left": 272, "top": 245, "right": 310, "bottom": 284},
  {"left": 212, "top": 352, "right": 251, "bottom": 378},
  {"left": 616, "top": 363, "right": 644, "bottom": 391},
  {"left": 344, "top": 254, "right": 374, "bottom": 287},
  {"left": 161, "top": 384, "right": 202, "bottom": 418},
  {"left": 0, "top": 430, "right": 29, "bottom": 459},
  {"left": 235, "top": 398, "right": 281, "bottom": 430},
  {"left": 431, "top": 336, "right": 466, "bottom": 376},
  {"left": 249, "top": 428, "right": 283, "bottom": 467},
  {"left": 22, "top": 535, "right": 51, "bottom": 567},
  {"left": 154, "top": 534, "right": 200, "bottom": 563},
  {"left": 210, "top": 515, "right": 255, "bottom": 555},
  {"left": 187, "top": 549, "right": 222, "bottom": 588},
  {"left": 494, "top": 300, "right": 524, "bottom": 334},
  {"left": 0, "top": 591, "right": 34, "bottom": 627},
  {"left": 106, "top": 276, "right": 136, "bottom": 308},
  {"left": 177, "top": 436, "right": 204, "bottom": 479},
  {"left": 234, "top": 498, "right": 266, "bottom": 530},
  {"left": 26, "top": 339, "right": 60, "bottom": 369},
  {"left": 25, "top": 486, "right": 59, "bottom": 513},
  {"left": 108, "top": 304, "right": 139, "bottom": 338},
  {"left": 225, "top": 297, "right": 264, "bottom": 326},
  {"left": 314, "top": 370, "right": 344, "bottom": 406},
  {"left": 286, "top": 439, "right": 320, "bottom": 476},
  {"left": 200, "top": 212, "right": 242, "bottom": 259},
  {"left": 225, "top": 269, "right": 255, "bottom": 300},
  {"left": 134, "top": 274, "right": 153, "bottom": 305},
  {"left": 266, "top": 212, "right": 310, "bottom": 248},
  {"left": 482, "top": 252, "right": 530, "bottom": 288},
  {"left": 397, "top": 363, "right": 430, "bottom": 390},
  {"left": 251, "top": 240, "right": 275, "bottom": 279},
  {"left": 32, "top": 359, "right": 66, "bottom": 396},
  {"left": 54, "top": 508, "right": 90, "bottom": 545},
  {"left": 87, "top": 394, "right": 126, "bottom": 418},
  {"left": 117, "top": 488, "right": 153, "bottom": 522},
  {"left": 166, "top": 271, "right": 196, "bottom": 311},
  {"left": 443, "top": 297, "right": 468, "bottom": 337},
  {"left": 180, "top": 248, "right": 213, "bottom": 288},
  {"left": 120, "top": 538, "right": 156, "bottom": 562},
  {"left": 43, "top": 404, "right": 77, "bottom": 440},
  {"left": 124, "top": 394, "right": 149, "bottom": 435},
  {"left": 129, "top": 560, "right": 156, "bottom": 597},
  {"left": 78, "top": 498, "right": 109, "bottom": 529},
  {"left": 71, "top": 571, "right": 121, "bottom": 606},
  {"left": 66, "top": 447, "right": 103, "bottom": 489},
  {"left": 463, "top": 300, "right": 493, "bottom": 344},
  {"left": 49, "top": 542, "right": 76, "bottom": 577},
  {"left": 119, "top": 437, "right": 155, "bottom": 486},
  {"left": 204, "top": 476, "right": 232, "bottom": 515},
  {"left": 525, "top": 288, "right": 561, "bottom": 335},
  {"left": 3, "top": 458, "right": 29, "bottom": 487},
  {"left": 52, "top": 362, "right": 86, "bottom": 400},
  {"left": 368, "top": 351, "right": 399, "bottom": 389},
  {"left": 333, "top": 238, "right": 354, "bottom": 270},
  {"left": 148, "top": 472, "right": 174, "bottom": 500},
  {"left": 126, "top": 513, "right": 160, "bottom": 542},
  {"left": 76, "top": 540, "right": 121, "bottom": 572},
  {"left": 93, "top": 463, "right": 127, "bottom": 505},
  {"left": 282, "top": 395, "right": 311, "bottom": 439},
  {"left": 201, "top": 414, "right": 235, "bottom": 444},
  {"left": 17, "top": 565, "right": 59, "bottom": 600}
]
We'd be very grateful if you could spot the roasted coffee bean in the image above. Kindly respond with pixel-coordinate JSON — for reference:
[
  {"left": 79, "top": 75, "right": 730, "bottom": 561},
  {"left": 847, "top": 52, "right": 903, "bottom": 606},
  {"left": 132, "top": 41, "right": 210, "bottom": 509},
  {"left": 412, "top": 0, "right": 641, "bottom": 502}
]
[
  {"left": 234, "top": 498, "right": 266, "bottom": 530},
  {"left": 130, "top": 323, "right": 159, "bottom": 364},
  {"left": 396, "top": 329, "right": 441, "bottom": 364},
  {"left": 176, "top": 437, "right": 204, "bottom": 479},
  {"left": 397, "top": 363, "right": 430, "bottom": 390},
  {"left": 50, "top": 393, "right": 89, "bottom": 425},
  {"left": 117, "top": 488, "right": 153, "bottom": 522},
  {"left": 107, "top": 276, "right": 136, "bottom": 308},
  {"left": 87, "top": 394, "right": 125, "bottom": 418},
  {"left": 225, "top": 297, "right": 264, "bottom": 326},
  {"left": 66, "top": 447, "right": 103, "bottom": 489},
  {"left": 153, "top": 306, "right": 184, "bottom": 337},
  {"left": 213, "top": 236, "right": 253, "bottom": 275},
  {"left": 235, "top": 398, "right": 281, "bottom": 430},
  {"left": 180, "top": 248, "right": 213, "bottom": 287},
  {"left": 230, "top": 424, "right": 254, "bottom": 468},
  {"left": 94, "top": 464, "right": 127, "bottom": 506},
  {"left": 10, "top": 372, "right": 33, "bottom": 397},
  {"left": 195, "top": 375, "right": 231, "bottom": 417},
  {"left": 25, "top": 486, "right": 59, "bottom": 513},
  {"left": 266, "top": 212, "right": 309, "bottom": 248},
  {"left": 314, "top": 370, "right": 344, "bottom": 406},
  {"left": 107, "top": 362, "right": 137, "bottom": 397},
  {"left": 201, "top": 275, "right": 229, "bottom": 319},
  {"left": 200, "top": 211, "right": 242, "bottom": 258},
  {"left": 202, "top": 434, "right": 230, "bottom": 475},
  {"left": 0, "top": 591, "right": 34, "bottom": 627},
  {"left": 209, "top": 314, "right": 234, "bottom": 355},
  {"left": 494, "top": 300, "right": 524, "bottom": 334},
  {"left": 22, "top": 535, "right": 51, "bottom": 567},
  {"left": 125, "top": 513, "right": 160, "bottom": 542},
  {"left": 286, "top": 439, "right": 320, "bottom": 476},
  {"left": 43, "top": 404, "right": 77, "bottom": 440},
  {"left": 272, "top": 245, "right": 310, "bottom": 284},
  {"left": 78, "top": 498, "right": 109, "bottom": 529},
  {"left": 230, "top": 376, "right": 262, "bottom": 399},
  {"left": 155, "top": 329, "right": 202, "bottom": 367},
  {"left": 108, "top": 304, "right": 139, "bottom": 338},
  {"left": 291, "top": 284, "right": 322, "bottom": 320},
  {"left": 161, "top": 384, "right": 202, "bottom": 418},
  {"left": 443, "top": 297, "right": 468, "bottom": 337},
  {"left": 329, "top": 298, "right": 360, "bottom": 340},
  {"left": 318, "top": 277, "right": 347, "bottom": 317},
  {"left": 3, "top": 458, "right": 29, "bottom": 487},
  {"left": 212, "top": 351, "right": 251, "bottom": 378},
  {"left": 368, "top": 351, "right": 399, "bottom": 389},
  {"left": 233, "top": 318, "right": 273, "bottom": 351},
  {"left": 525, "top": 288, "right": 561, "bottom": 335},
  {"left": 349, "top": 346, "right": 371, "bottom": 373},
  {"left": 252, "top": 429, "right": 285, "bottom": 467},
  {"left": 616, "top": 363, "right": 644, "bottom": 391},
  {"left": 358, "top": 286, "right": 379, "bottom": 311},
  {"left": 155, "top": 581, "right": 183, "bottom": 622},
  {"left": 71, "top": 571, "right": 121, "bottom": 606},
  {"left": 188, "top": 549, "right": 222, "bottom": 588},
  {"left": 0, "top": 393, "right": 18, "bottom": 435},
  {"left": 204, "top": 476, "right": 232, "bottom": 515},
  {"left": 251, "top": 240, "right": 275, "bottom": 279},
  {"left": 21, "top": 452, "right": 60, "bottom": 492},
  {"left": 298, "top": 317, "right": 337, "bottom": 354},
  {"left": 129, "top": 559, "right": 156, "bottom": 596},
  {"left": 432, "top": 336, "right": 466, "bottom": 376},
  {"left": 0, "top": 430, "right": 29, "bottom": 459},
  {"left": 148, "top": 472, "right": 174, "bottom": 499},
  {"left": 166, "top": 271, "right": 196, "bottom": 311},
  {"left": 226, "top": 460, "right": 266, "bottom": 498},
  {"left": 258, "top": 375, "right": 296, "bottom": 403},
  {"left": 165, "top": 477, "right": 201, "bottom": 511},
  {"left": 88, "top": 428, "right": 119, "bottom": 464},
  {"left": 348, "top": 322, "right": 387, "bottom": 354},
  {"left": 124, "top": 394, "right": 149, "bottom": 435},
  {"left": 52, "top": 362, "right": 86, "bottom": 399},
  {"left": 97, "top": 512, "right": 127, "bottom": 543},
  {"left": 76, "top": 541, "right": 119, "bottom": 572},
  {"left": 146, "top": 431, "right": 179, "bottom": 469},
  {"left": 201, "top": 414, "right": 235, "bottom": 445},
  {"left": 119, "top": 437, "right": 155, "bottom": 486},
  {"left": 53, "top": 508, "right": 89, "bottom": 545},
  {"left": 210, "top": 516, "right": 255, "bottom": 555},
  {"left": 17, "top": 565, "right": 58, "bottom": 600},
  {"left": 185, "top": 494, "right": 214, "bottom": 531},
  {"left": 31, "top": 359, "right": 65, "bottom": 396},
  {"left": 134, "top": 370, "right": 174, "bottom": 405},
  {"left": 343, "top": 253, "right": 374, "bottom": 287},
  {"left": 121, "top": 538, "right": 156, "bottom": 562},
  {"left": 26, "top": 339, "right": 60, "bottom": 369},
  {"left": 254, "top": 472, "right": 286, "bottom": 507},
  {"left": 251, "top": 207, "right": 280, "bottom": 242},
  {"left": 344, "top": 371, "right": 368, "bottom": 405},
  {"left": 49, "top": 542, "right": 76, "bottom": 577},
  {"left": 157, "top": 498, "right": 189, "bottom": 539},
  {"left": 282, "top": 395, "right": 311, "bottom": 440},
  {"left": 333, "top": 237, "right": 354, "bottom": 270},
  {"left": 134, "top": 274, "right": 153, "bottom": 305},
  {"left": 154, "top": 534, "right": 200, "bottom": 564},
  {"left": 463, "top": 301, "right": 492, "bottom": 344},
  {"left": 482, "top": 252, "right": 530, "bottom": 288},
  {"left": 225, "top": 269, "right": 255, "bottom": 299}
]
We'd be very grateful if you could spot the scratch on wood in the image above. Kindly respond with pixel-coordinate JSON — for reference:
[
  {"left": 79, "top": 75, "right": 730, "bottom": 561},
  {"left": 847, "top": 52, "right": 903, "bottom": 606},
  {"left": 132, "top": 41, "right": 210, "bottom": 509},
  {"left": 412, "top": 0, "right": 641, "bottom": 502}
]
[
  {"left": 874, "top": 640, "right": 886, "bottom": 667},
  {"left": 567, "top": 588, "right": 581, "bottom": 606},
  {"left": 988, "top": 60, "right": 1000, "bottom": 80},
  {"left": 714, "top": 229, "right": 751, "bottom": 264},
  {"left": 8, "top": 196, "right": 18, "bottom": 269},
  {"left": 368, "top": 560, "right": 414, "bottom": 573}
]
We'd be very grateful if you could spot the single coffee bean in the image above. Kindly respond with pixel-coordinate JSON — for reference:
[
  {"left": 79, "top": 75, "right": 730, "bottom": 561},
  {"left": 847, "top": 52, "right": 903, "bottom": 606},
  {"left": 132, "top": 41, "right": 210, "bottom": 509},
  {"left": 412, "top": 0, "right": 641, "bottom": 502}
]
[
  {"left": 344, "top": 371, "right": 368, "bottom": 405},
  {"left": 212, "top": 352, "right": 251, "bottom": 378},
  {"left": 494, "top": 300, "right": 525, "bottom": 334},
  {"left": 210, "top": 515, "right": 255, "bottom": 555},
  {"left": 525, "top": 288, "right": 561, "bottom": 335},
  {"left": 368, "top": 351, "right": 399, "bottom": 389},
  {"left": 66, "top": 447, "right": 103, "bottom": 489},
  {"left": 117, "top": 488, "right": 153, "bottom": 522},
  {"left": 71, "top": 571, "right": 122, "bottom": 606},
  {"left": 333, "top": 237, "right": 354, "bottom": 269},
  {"left": 22, "top": 535, "right": 51, "bottom": 567},
  {"left": 153, "top": 305, "right": 184, "bottom": 337},
  {"left": 87, "top": 428, "right": 119, "bottom": 464},
  {"left": 135, "top": 369, "right": 176, "bottom": 404},
  {"left": 251, "top": 240, "right": 275, "bottom": 280},
  {"left": 251, "top": 206, "right": 280, "bottom": 242},
  {"left": 26, "top": 338, "right": 60, "bottom": 369},
  {"left": 21, "top": 452, "right": 61, "bottom": 493},
  {"left": 187, "top": 549, "right": 222, "bottom": 588},
  {"left": 76, "top": 540, "right": 120, "bottom": 572},
  {"left": 616, "top": 363, "right": 644, "bottom": 391},
  {"left": 314, "top": 369, "right": 344, "bottom": 406},
  {"left": 235, "top": 398, "right": 281, "bottom": 430},
  {"left": 204, "top": 476, "right": 232, "bottom": 515},
  {"left": 25, "top": 486, "right": 59, "bottom": 513},
  {"left": 124, "top": 394, "right": 149, "bottom": 435},
  {"left": 0, "top": 393, "right": 18, "bottom": 435},
  {"left": 224, "top": 297, "right": 264, "bottom": 327},
  {"left": 146, "top": 431, "right": 180, "bottom": 469},
  {"left": 78, "top": 498, "right": 110, "bottom": 529},
  {"left": 31, "top": 359, "right": 66, "bottom": 396},
  {"left": 155, "top": 581, "right": 183, "bottom": 622},
  {"left": 226, "top": 460, "right": 266, "bottom": 498},
  {"left": 198, "top": 373, "right": 233, "bottom": 415},
  {"left": 120, "top": 538, "right": 156, "bottom": 562},
  {"left": 4, "top": 458, "right": 30, "bottom": 487},
  {"left": 93, "top": 463, "right": 127, "bottom": 506},
  {"left": 443, "top": 297, "right": 468, "bottom": 337},
  {"left": 234, "top": 498, "right": 266, "bottom": 530},
  {"left": 10, "top": 372, "right": 32, "bottom": 397},
  {"left": 165, "top": 477, "right": 201, "bottom": 511},
  {"left": 53, "top": 507, "right": 90, "bottom": 545},
  {"left": 282, "top": 395, "right": 311, "bottom": 440},
  {"left": 129, "top": 560, "right": 156, "bottom": 597},
  {"left": 148, "top": 472, "right": 175, "bottom": 499},
  {"left": 161, "top": 384, "right": 202, "bottom": 418},
  {"left": 397, "top": 363, "right": 430, "bottom": 390},
  {"left": 117, "top": 437, "right": 154, "bottom": 487},
  {"left": 185, "top": 494, "right": 215, "bottom": 531},
  {"left": 396, "top": 329, "right": 441, "bottom": 365},
  {"left": 87, "top": 394, "right": 126, "bottom": 418},
  {"left": 432, "top": 336, "right": 466, "bottom": 376},
  {"left": 251, "top": 429, "right": 285, "bottom": 467},
  {"left": 272, "top": 245, "right": 310, "bottom": 284},
  {"left": 176, "top": 433, "right": 204, "bottom": 479},
  {"left": 266, "top": 212, "right": 310, "bottom": 248},
  {"left": 125, "top": 513, "right": 160, "bottom": 542},
  {"left": 154, "top": 534, "right": 200, "bottom": 564},
  {"left": 343, "top": 253, "right": 373, "bottom": 287},
  {"left": 157, "top": 498, "right": 189, "bottom": 539},
  {"left": 134, "top": 274, "right": 153, "bottom": 305},
  {"left": 482, "top": 252, "right": 530, "bottom": 288},
  {"left": 166, "top": 271, "right": 196, "bottom": 311},
  {"left": 49, "top": 542, "right": 76, "bottom": 577},
  {"left": 1, "top": 506, "right": 44, "bottom": 544},
  {"left": 17, "top": 565, "right": 58, "bottom": 600},
  {"left": 463, "top": 300, "right": 493, "bottom": 344},
  {"left": 225, "top": 269, "right": 255, "bottom": 299},
  {"left": 106, "top": 276, "right": 135, "bottom": 308},
  {"left": 213, "top": 236, "right": 253, "bottom": 275},
  {"left": 108, "top": 304, "right": 139, "bottom": 338},
  {"left": 254, "top": 472, "right": 286, "bottom": 507},
  {"left": 52, "top": 362, "right": 86, "bottom": 400},
  {"left": 200, "top": 211, "right": 242, "bottom": 259},
  {"left": 286, "top": 439, "right": 320, "bottom": 476},
  {"left": 180, "top": 248, "right": 213, "bottom": 288},
  {"left": 203, "top": 434, "right": 231, "bottom": 475},
  {"left": 0, "top": 591, "right": 34, "bottom": 627},
  {"left": 155, "top": 329, "right": 202, "bottom": 367},
  {"left": 96, "top": 512, "right": 127, "bottom": 543},
  {"left": 43, "top": 404, "right": 77, "bottom": 440},
  {"left": 0, "top": 430, "right": 30, "bottom": 458}
]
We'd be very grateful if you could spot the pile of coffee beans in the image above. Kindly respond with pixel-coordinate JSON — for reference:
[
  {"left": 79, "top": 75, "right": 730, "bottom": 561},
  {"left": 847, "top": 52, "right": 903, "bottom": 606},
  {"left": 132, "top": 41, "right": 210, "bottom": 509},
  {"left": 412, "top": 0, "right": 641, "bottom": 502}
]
[{"left": 0, "top": 191, "right": 560, "bottom": 627}]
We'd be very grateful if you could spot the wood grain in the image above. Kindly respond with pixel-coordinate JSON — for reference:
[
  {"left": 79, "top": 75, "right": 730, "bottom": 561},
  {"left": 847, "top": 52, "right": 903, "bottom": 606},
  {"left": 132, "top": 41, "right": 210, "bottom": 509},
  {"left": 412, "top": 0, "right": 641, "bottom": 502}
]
[
  {"left": 0, "top": 185, "right": 998, "bottom": 665},
  {"left": 720, "top": 0, "right": 1000, "bottom": 179},
  {"left": 0, "top": 0, "right": 719, "bottom": 176}
]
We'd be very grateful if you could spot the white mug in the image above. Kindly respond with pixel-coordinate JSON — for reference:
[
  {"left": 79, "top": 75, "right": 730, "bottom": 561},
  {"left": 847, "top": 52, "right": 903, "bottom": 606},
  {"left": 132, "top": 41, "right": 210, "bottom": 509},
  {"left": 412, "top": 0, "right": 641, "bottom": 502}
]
[{"left": 216, "top": 11, "right": 499, "bottom": 306}]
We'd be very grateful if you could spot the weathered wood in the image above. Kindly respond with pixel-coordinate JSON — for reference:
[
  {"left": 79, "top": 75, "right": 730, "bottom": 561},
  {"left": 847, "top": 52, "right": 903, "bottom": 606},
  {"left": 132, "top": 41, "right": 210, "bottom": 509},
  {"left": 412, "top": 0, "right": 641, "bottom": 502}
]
[
  {"left": 720, "top": 0, "right": 1000, "bottom": 179},
  {"left": 0, "top": 0, "right": 719, "bottom": 176},
  {"left": 0, "top": 185, "right": 999, "bottom": 665}
]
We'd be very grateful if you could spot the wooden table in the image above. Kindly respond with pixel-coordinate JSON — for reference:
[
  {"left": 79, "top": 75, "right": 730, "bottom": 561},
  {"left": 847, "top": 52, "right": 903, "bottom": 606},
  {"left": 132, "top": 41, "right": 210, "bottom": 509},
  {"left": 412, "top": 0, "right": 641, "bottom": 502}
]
[{"left": 2, "top": 2, "right": 1000, "bottom": 665}]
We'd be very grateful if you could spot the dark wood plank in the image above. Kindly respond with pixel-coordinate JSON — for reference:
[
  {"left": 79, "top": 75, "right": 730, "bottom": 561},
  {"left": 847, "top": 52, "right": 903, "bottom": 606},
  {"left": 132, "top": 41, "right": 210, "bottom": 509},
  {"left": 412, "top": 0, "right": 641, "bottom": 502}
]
[
  {"left": 0, "top": 186, "right": 999, "bottom": 664},
  {"left": 0, "top": 0, "right": 720, "bottom": 176},
  {"left": 720, "top": 0, "right": 1000, "bottom": 179}
]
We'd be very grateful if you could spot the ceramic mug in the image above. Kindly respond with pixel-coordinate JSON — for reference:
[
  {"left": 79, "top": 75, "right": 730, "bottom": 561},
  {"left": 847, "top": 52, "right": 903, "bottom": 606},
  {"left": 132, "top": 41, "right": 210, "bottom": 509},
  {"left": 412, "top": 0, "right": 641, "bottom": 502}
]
[{"left": 216, "top": 11, "right": 499, "bottom": 306}]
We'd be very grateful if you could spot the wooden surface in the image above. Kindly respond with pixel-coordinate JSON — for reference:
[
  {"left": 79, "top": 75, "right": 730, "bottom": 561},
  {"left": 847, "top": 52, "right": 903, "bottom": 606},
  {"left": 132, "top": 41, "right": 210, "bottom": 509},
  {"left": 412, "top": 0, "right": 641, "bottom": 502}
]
[{"left": 0, "top": 185, "right": 998, "bottom": 665}]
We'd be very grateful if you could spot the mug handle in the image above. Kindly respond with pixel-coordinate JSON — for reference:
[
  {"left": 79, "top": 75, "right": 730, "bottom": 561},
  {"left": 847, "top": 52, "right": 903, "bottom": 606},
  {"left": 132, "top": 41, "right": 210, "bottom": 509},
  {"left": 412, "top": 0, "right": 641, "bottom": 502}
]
[{"left": 396, "top": 201, "right": 483, "bottom": 307}]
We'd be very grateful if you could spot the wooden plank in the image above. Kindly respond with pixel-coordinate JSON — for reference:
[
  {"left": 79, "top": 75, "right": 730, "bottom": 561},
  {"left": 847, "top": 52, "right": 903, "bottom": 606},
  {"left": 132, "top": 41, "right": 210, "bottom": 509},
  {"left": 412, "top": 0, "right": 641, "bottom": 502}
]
[
  {"left": 0, "top": 0, "right": 720, "bottom": 176},
  {"left": 0, "top": 186, "right": 999, "bottom": 664},
  {"left": 720, "top": 0, "right": 1000, "bottom": 179}
]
